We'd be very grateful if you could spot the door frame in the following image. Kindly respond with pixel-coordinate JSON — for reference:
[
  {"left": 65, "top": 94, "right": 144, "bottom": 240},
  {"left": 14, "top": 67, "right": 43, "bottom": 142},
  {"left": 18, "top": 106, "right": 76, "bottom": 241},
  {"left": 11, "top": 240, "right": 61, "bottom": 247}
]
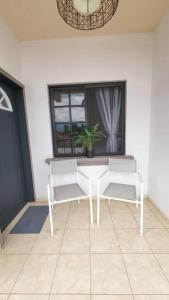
[{"left": 0, "top": 67, "right": 35, "bottom": 212}]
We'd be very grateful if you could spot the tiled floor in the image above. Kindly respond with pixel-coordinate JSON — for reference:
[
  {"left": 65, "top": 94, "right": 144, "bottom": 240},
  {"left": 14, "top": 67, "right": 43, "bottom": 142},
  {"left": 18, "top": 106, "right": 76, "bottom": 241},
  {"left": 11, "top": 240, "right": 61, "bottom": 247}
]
[{"left": 1, "top": 198, "right": 169, "bottom": 299}]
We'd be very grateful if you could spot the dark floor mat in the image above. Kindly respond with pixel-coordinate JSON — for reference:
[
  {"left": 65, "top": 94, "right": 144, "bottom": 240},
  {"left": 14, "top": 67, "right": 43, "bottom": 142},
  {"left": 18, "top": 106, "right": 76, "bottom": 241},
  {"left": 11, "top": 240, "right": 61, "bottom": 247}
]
[{"left": 10, "top": 206, "right": 49, "bottom": 234}]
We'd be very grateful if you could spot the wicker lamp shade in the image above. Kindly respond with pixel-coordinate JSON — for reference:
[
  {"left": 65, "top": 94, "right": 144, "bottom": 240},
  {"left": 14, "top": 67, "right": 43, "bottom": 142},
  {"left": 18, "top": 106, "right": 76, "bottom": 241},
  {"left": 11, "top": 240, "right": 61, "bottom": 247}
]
[{"left": 56, "top": 0, "right": 119, "bottom": 30}]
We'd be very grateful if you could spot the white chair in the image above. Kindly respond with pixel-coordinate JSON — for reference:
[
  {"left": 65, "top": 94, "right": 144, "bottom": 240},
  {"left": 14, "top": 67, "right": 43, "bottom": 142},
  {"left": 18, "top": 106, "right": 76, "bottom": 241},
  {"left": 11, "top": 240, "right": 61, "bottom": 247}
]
[
  {"left": 97, "top": 158, "right": 144, "bottom": 236},
  {"left": 47, "top": 159, "right": 93, "bottom": 235}
]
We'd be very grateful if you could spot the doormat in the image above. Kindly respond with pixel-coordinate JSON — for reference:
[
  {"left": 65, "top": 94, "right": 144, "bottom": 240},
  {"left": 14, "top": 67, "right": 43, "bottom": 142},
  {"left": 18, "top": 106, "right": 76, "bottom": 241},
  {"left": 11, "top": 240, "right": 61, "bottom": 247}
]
[{"left": 10, "top": 206, "right": 49, "bottom": 234}]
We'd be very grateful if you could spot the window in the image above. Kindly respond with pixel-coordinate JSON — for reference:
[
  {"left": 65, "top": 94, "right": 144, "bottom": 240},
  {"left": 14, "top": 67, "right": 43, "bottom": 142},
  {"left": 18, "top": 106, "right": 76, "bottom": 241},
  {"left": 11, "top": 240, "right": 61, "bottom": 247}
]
[{"left": 49, "top": 82, "right": 125, "bottom": 157}]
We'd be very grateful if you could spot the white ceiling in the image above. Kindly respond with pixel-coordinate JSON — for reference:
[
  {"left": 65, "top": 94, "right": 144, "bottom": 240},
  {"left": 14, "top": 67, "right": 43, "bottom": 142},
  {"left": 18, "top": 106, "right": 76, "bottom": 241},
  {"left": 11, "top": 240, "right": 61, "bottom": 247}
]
[{"left": 0, "top": 0, "right": 169, "bottom": 41}]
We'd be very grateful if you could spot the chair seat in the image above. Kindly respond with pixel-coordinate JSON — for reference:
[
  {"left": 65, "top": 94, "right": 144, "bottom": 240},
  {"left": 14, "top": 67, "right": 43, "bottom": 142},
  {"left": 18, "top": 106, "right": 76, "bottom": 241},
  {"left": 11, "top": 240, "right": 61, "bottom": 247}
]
[
  {"left": 54, "top": 183, "right": 86, "bottom": 202},
  {"left": 103, "top": 183, "right": 136, "bottom": 200}
]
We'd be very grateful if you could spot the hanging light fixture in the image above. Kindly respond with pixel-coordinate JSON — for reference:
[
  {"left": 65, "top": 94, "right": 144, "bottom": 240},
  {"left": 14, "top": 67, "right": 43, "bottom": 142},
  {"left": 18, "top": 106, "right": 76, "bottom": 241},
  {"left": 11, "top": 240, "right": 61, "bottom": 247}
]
[{"left": 56, "top": 0, "right": 119, "bottom": 30}]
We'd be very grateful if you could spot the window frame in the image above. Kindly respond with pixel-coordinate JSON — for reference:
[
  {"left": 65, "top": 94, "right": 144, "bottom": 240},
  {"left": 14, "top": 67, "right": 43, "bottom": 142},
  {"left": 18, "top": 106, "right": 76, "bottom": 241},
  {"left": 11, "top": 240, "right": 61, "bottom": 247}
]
[{"left": 48, "top": 81, "right": 126, "bottom": 157}]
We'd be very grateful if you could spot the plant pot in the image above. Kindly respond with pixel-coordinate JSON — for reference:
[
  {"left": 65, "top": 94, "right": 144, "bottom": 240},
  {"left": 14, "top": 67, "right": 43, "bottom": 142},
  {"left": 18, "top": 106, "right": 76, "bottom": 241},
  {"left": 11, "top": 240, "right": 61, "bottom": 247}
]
[{"left": 85, "top": 148, "right": 95, "bottom": 158}]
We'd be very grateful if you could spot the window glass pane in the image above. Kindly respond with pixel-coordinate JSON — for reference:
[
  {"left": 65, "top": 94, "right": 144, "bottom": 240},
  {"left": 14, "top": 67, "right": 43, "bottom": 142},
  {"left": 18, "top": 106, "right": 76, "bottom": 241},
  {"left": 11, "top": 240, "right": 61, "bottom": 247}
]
[
  {"left": 72, "top": 122, "right": 85, "bottom": 134},
  {"left": 55, "top": 107, "right": 70, "bottom": 122},
  {"left": 72, "top": 123, "right": 85, "bottom": 155},
  {"left": 57, "top": 140, "right": 72, "bottom": 155},
  {"left": 71, "top": 107, "right": 85, "bottom": 122},
  {"left": 53, "top": 91, "right": 69, "bottom": 106},
  {"left": 74, "top": 144, "right": 84, "bottom": 155},
  {"left": 55, "top": 123, "right": 71, "bottom": 139},
  {"left": 70, "top": 92, "right": 85, "bottom": 105}
]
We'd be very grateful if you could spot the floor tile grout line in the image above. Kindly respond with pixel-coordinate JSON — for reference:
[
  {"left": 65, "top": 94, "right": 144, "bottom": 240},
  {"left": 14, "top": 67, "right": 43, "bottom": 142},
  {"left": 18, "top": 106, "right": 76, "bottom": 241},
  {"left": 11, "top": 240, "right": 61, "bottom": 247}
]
[
  {"left": 143, "top": 227, "right": 169, "bottom": 256},
  {"left": 9, "top": 254, "right": 29, "bottom": 295},
  {"left": 107, "top": 199, "right": 134, "bottom": 296},
  {"left": 130, "top": 204, "right": 166, "bottom": 229},
  {"left": 49, "top": 201, "right": 71, "bottom": 296},
  {"left": 107, "top": 199, "right": 121, "bottom": 252},
  {"left": 127, "top": 202, "right": 166, "bottom": 230},
  {"left": 153, "top": 252, "right": 169, "bottom": 286},
  {"left": 110, "top": 207, "right": 140, "bottom": 230}
]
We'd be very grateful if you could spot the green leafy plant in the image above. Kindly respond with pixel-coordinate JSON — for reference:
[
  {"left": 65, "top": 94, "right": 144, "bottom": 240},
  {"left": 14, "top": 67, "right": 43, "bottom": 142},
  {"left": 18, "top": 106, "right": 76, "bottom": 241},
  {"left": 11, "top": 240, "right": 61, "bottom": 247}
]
[{"left": 75, "top": 123, "right": 105, "bottom": 154}]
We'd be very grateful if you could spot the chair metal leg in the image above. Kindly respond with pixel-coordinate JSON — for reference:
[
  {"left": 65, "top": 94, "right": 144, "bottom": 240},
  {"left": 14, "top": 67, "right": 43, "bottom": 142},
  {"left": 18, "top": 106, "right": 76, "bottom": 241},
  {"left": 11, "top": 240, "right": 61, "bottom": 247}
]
[
  {"left": 97, "top": 194, "right": 100, "bottom": 226},
  {"left": 47, "top": 185, "right": 54, "bottom": 236},
  {"left": 97, "top": 180, "right": 100, "bottom": 226},
  {"left": 49, "top": 203, "right": 54, "bottom": 236},
  {"left": 78, "top": 199, "right": 80, "bottom": 204},
  {"left": 140, "top": 184, "right": 144, "bottom": 236},
  {"left": 89, "top": 195, "right": 93, "bottom": 226},
  {"left": 88, "top": 179, "right": 93, "bottom": 225}
]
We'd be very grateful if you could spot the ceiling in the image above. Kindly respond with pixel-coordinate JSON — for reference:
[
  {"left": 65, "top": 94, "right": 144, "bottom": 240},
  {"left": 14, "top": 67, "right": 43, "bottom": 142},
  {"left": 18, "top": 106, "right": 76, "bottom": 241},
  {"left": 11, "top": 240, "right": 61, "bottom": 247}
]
[{"left": 0, "top": 0, "right": 169, "bottom": 41}]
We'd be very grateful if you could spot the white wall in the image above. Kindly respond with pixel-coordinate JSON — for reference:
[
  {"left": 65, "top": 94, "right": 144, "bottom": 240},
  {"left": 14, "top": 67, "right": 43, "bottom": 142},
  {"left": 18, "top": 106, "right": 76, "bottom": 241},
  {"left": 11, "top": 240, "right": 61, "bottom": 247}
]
[
  {"left": 148, "top": 11, "right": 169, "bottom": 218},
  {"left": 20, "top": 33, "right": 153, "bottom": 199},
  {"left": 0, "top": 17, "right": 21, "bottom": 81}
]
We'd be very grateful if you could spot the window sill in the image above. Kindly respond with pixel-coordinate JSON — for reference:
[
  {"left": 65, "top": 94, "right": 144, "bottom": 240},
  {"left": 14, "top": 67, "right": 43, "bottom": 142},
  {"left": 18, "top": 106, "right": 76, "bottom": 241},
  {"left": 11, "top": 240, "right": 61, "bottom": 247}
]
[{"left": 45, "top": 155, "right": 134, "bottom": 167}]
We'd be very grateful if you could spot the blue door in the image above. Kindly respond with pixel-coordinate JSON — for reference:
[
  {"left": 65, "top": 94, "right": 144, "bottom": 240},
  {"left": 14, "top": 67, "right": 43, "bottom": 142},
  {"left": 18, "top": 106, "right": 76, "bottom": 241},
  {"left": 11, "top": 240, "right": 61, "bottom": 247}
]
[{"left": 0, "top": 75, "right": 34, "bottom": 231}]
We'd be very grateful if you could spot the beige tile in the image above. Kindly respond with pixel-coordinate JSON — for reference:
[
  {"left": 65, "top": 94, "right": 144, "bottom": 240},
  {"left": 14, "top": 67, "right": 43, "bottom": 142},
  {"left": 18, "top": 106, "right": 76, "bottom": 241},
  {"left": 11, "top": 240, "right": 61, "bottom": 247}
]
[
  {"left": 69, "top": 202, "right": 90, "bottom": 215},
  {"left": 148, "top": 204, "right": 163, "bottom": 215},
  {"left": 53, "top": 202, "right": 70, "bottom": 214},
  {"left": 109, "top": 201, "right": 130, "bottom": 213},
  {"left": 90, "top": 229, "right": 120, "bottom": 253},
  {"left": 127, "top": 203, "right": 152, "bottom": 214},
  {"left": 50, "top": 296, "right": 90, "bottom": 300},
  {"left": 92, "top": 297, "right": 133, "bottom": 300},
  {"left": 133, "top": 213, "right": 164, "bottom": 229},
  {"left": 52, "top": 254, "right": 90, "bottom": 294},
  {"left": 93, "top": 199, "right": 109, "bottom": 213},
  {"left": 123, "top": 254, "right": 169, "bottom": 294},
  {"left": 155, "top": 212, "right": 169, "bottom": 228},
  {"left": 0, "top": 295, "right": 9, "bottom": 300},
  {"left": 91, "top": 254, "right": 131, "bottom": 294},
  {"left": 144, "top": 198, "right": 152, "bottom": 206},
  {"left": 71, "top": 199, "right": 89, "bottom": 207},
  {"left": 134, "top": 297, "right": 169, "bottom": 300},
  {"left": 0, "top": 255, "right": 27, "bottom": 293},
  {"left": 61, "top": 230, "right": 89, "bottom": 253},
  {"left": 145, "top": 229, "right": 169, "bottom": 253},
  {"left": 156, "top": 254, "right": 169, "bottom": 281},
  {"left": 111, "top": 213, "right": 138, "bottom": 229},
  {"left": 52, "top": 213, "right": 68, "bottom": 226},
  {"left": 31, "top": 230, "right": 63, "bottom": 254},
  {"left": 116, "top": 229, "right": 152, "bottom": 253},
  {"left": 2, "top": 234, "right": 36, "bottom": 254},
  {"left": 92, "top": 213, "right": 114, "bottom": 229},
  {"left": 8, "top": 295, "right": 49, "bottom": 300},
  {"left": 40, "top": 214, "right": 67, "bottom": 235},
  {"left": 66, "top": 212, "right": 89, "bottom": 229},
  {"left": 12, "top": 254, "right": 58, "bottom": 294}
]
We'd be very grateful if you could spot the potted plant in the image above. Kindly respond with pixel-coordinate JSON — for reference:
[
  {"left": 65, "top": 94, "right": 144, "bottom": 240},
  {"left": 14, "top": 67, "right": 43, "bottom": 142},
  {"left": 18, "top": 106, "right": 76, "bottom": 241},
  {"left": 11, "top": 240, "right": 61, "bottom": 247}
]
[{"left": 75, "top": 123, "right": 105, "bottom": 158}]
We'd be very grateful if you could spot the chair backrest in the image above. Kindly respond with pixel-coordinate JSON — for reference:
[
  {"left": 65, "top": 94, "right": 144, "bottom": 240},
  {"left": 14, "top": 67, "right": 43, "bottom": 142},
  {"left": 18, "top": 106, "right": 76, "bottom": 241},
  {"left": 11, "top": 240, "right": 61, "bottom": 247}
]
[
  {"left": 109, "top": 158, "right": 137, "bottom": 173},
  {"left": 50, "top": 159, "right": 77, "bottom": 174},
  {"left": 50, "top": 159, "right": 78, "bottom": 187},
  {"left": 109, "top": 158, "right": 137, "bottom": 186}
]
